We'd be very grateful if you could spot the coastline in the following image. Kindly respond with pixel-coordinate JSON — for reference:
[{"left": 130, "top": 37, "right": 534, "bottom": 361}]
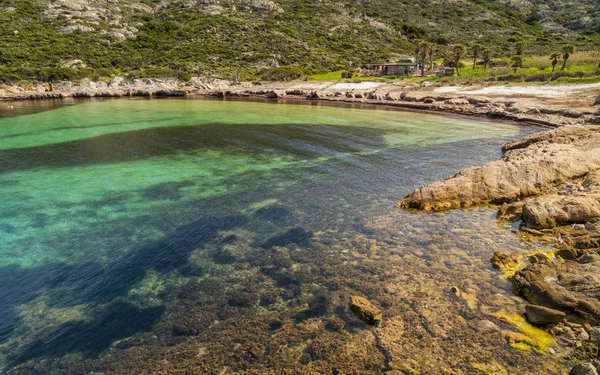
[
  {"left": 1, "top": 83, "right": 596, "bottom": 373},
  {"left": 2, "top": 79, "right": 598, "bottom": 129},
  {"left": 399, "top": 124, "right": 600, "bottom": 372}
]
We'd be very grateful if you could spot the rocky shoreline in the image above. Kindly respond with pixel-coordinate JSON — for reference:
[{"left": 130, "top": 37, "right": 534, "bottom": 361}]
[
  {"left": 2, "top": 78, "right": 599, "bottom": 129},
  {"left": 399, "top": 124, "right": 600, "bottom": 373}
]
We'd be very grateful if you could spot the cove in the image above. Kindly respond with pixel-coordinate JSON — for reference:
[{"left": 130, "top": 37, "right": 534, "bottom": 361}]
[{"left": 0, "top": 98, "right": 565, "bottom": 374}]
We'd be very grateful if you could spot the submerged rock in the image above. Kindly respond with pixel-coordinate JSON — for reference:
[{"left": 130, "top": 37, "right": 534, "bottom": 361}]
[
  {"left": 525, "top": 304, "right": 566, "bottom": 325},
  {"left": 349, "top": 295, "right": 382, "bottom": 325},
  {"left": 490, "top": 251, "right": 520, "bottom": 270}
]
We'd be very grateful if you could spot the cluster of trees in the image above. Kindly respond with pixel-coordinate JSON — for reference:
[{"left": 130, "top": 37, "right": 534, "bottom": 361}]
[{"left": 412, "top": 41, "right": 577, "bottom": 76}]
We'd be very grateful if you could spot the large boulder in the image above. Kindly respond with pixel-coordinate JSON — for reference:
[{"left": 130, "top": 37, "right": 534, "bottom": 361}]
[
  {"left": 525, "top": 304, "right": 566, "bottom": 324},
  {"left": 522, "top": 195, "right": 600, "bottom": 229},
  {"left": 399, "top": 125, "right": 600, "bottom": 211},
  {"left": 512, "top": 254, "right": 600, "bottom": 324}
]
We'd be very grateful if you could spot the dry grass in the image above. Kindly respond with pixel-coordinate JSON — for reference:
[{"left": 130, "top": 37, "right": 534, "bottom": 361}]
[{"left": 526, "top": 51, "right": 600, "bottom": 71}]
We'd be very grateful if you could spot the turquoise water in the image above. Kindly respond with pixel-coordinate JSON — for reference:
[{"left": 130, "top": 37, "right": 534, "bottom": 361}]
[{"left": 0, "top": 98, "right": 551, "bottom": 374}]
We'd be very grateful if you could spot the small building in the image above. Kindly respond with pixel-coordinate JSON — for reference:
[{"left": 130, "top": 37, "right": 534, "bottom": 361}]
[
  {"left": 435, "top": 67, "right": 455, "bottom": 77},
  {"left": 361, "top": 56, "right": 417, "bottom": 76}
]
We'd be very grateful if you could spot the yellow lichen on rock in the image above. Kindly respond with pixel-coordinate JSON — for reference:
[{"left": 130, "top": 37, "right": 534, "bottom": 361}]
[{"left": 492, "top": 311, "right": 554, "bottom": 351}]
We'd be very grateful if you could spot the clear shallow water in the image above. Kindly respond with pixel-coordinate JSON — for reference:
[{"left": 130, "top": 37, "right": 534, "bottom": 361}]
[{"left": 0, "top": 99, "right": 559, "bottom": 374}]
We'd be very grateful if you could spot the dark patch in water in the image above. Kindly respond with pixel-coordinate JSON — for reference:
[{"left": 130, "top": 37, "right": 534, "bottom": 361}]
[
  {"left": 9, "top": 301, "right": 164, "bottom": 365},
  {"left": 212, "top": 247, "right": 237, "bottom": 264},
  {"left": 0, "top": 123, "right": 389, "bottom": 173},
  {"left": 252, "top": 206, "right": 293, "bottom": 224},
  {"left": 294, "top": 294, "right": 330, "bottom": 321},
  {"left": 0, "top": 214, "right": 247, "bottom": 353},
  {"left": 262, "top": 227, "right": 312, "bottom": 248},
  {"left": 138, "top": 180, "right": 196, "bottom": 200}
]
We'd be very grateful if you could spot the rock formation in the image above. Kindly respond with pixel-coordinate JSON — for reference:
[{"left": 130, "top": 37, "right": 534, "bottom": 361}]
[{"left": 399, "top": 125, "right": 600, "bottom": 211}]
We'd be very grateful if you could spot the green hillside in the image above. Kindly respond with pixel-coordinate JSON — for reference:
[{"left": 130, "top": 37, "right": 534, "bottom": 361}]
[{"left": 0, "top": 0, "right": 598, "bottom": 82}]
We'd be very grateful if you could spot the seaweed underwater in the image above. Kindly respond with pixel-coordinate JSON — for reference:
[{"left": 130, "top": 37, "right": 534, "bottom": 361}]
[{"left": 0, "top": 99, "right": 564, "bottom": 374}]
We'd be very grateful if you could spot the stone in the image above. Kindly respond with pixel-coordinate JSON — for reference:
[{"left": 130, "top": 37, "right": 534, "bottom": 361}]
[
  {"left": 513, "top": 258, "right": 600, "bottom": 325},
  {"left": 528, "top": 253, "right": 549, "bottom": 264},
  {"left": 444, "top": 98, "right": 470, "bottom": 105},
  {"left": 497, "top": 201, "right": 524, "bottom": 220},
  {"left": 522, "top": 195, "right": 600, "bottom": 229},
  {"left": 349, "top": 295, "right": 382, "bottom": 325},
  {"left": 265, "top": 90, "right": 279, "bottom": 98},
  {"left": 307, "top": 91, "right": 321, "bottom": 99},
  {"left": 589, "top": 327, "right": 600, "bottom": 345},
  {"left": 578, "top": 330, "right": 590, "bottom": 341},
  {"left": 569, "top": 363, "right": 599, "bottom": 375},
  {"left": 490, "top": 251, "right": 520, "bottom": 270},
  {"left": 525, "top": 304, "right": 566, "bottom": 324},
  {"left": 399, "top": 125, "right": 600, "bottom": 211}
]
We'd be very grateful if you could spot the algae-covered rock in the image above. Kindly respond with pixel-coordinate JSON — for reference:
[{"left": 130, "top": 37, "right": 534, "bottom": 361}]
[
  {"left": 497, "top": 201, "right": 524, "bottom": 221},
  {"left": 349, "top": 295, "right": 382, "bottom": 325},
  {"left": 513, "top": 256, "right": 600, "bottom": 324},
  {"left": 491, "top": 251, "right": 520, "bottom": 270}
]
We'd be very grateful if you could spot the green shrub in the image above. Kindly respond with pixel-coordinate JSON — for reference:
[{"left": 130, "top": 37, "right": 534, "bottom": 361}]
[{"left": 259, "top": 67, "right": 306, "bottom": 81}]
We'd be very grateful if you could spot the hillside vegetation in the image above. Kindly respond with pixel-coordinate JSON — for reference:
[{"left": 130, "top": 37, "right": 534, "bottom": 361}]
[{"left": 0, "top": 0, "right": 599, "bottom": 82}]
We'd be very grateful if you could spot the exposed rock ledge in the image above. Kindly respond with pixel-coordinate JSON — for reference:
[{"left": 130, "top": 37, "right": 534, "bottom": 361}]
[
  {"left": 398, "top": 124, "right": 600, "bottom": 364},
  {"left": 398, "top": 125, "right": 600, "bottom": 211}
]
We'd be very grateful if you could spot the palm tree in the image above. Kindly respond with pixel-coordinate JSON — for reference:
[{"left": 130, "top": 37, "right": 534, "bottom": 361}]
[
  {"left": 414, "top": 41, "right": 422, "bottom": 74},
  {"left": 561, "top": 45, "right": 575, "bottom": 71},
  {"left": 420, "top": 41, "right": 430, "bottom": 76},
  {"left": 550, "top": 52, "right": 560, "bottom": 72},
  {"left": 471, "top": 44, "right": 483, "bottom": 70},
  {"left": 452, "top": 44, "right": 466, "bottom": 76},
  {"left": 427, "top": 43, "right": 436, "bottom": 72},
  {"left": 482, "top": 48, "right": 492, "bottom": 72},
  {"left": 511, "top": 55, "right": 523, "bottom": 73}
]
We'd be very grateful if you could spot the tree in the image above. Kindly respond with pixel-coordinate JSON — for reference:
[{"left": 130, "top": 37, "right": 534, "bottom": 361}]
[
  {"left": 452, "top": 44, "right": 466, "bottom": 76},
  {"left": 414, "top": 41, "right": 422, "bottom": 74},
  {"left": 515, "top": 41, "right": 524, "bottom": 56},
  {"left": 561, "top": 45, "right": 575, "bottom": 71},
  {"left": 482, "top": 47, "right": 492, "bottom": 72},
  {"left": 550, "top": 52, "right": 560, "bottom": 72},
  {"left": 420, "top": 41, "right": 430, "bottom": 76},
  {"left": 471, "top": 44, "right": 483, "bottom": 70},
  {"left": 511, "top": 55, "right": 523, "bottom": 73},
  {"left": 427, "top": 43, "right": 436, "bottom": 72}
]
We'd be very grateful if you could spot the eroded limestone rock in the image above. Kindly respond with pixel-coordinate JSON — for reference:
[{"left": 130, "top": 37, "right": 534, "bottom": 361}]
[
  {"left": 513, "top": 254, "right": 600, "bottom": 325},
  {"left": 525, "top": 304, "right": 566, "bottom": 325},
  {"left": 399, "top": 125, "right": 600, "bottom": 211},
  {"left": 522, "top": 195, "right": 600, "bottom": 229}
]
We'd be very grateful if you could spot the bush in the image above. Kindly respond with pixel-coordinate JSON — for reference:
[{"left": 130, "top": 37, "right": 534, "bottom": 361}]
[
  {"left": 259, "top": 67, "right": 306, "bottom": 81},
  {"left": 491, "top": 70, "right": 590, "bottom": 82}
]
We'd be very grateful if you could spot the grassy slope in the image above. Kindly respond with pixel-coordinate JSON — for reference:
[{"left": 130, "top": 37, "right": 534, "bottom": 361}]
[{"left": 0, "top": 0, "right": 598, "bottom": 82}]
